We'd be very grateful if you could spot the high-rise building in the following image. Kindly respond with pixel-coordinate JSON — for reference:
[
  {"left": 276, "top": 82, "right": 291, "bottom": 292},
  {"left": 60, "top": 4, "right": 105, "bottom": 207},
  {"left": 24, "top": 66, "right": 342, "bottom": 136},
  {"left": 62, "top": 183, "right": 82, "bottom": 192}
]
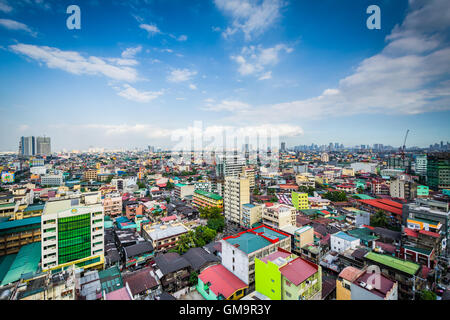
[
  {"left": 280, "top": 142, "right": 286, "bottom": 153},
  {"left": 241, "top": 166, "right": 255, "bottom": 190},
  {"left": 414, "top": 154, "right": 427, "bottom": 176},
  {"left": 41, "top": 192, "right": 104, "bottom": 272},
  {"left": 224, "top": 176, "right": 250, "bottom": 225},
  {"left": 216, "top": 156, "right": 246, "bottom": 178},
  {"left": 426, "top": 153, "right": 450, "bottom": 190},
  {"left": 19, "top": 136, "right": 35, "bottom": 157},
  {"left": 36, "top": 136, "right": 51, "bottom": 156}
]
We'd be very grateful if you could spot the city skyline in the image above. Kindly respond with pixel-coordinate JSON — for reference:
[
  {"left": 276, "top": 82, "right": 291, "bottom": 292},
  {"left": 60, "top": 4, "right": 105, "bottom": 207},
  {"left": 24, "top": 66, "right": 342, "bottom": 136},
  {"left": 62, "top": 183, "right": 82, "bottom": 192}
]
[{"left": 0, "top": 0, "right": 449, "bottom": 151}]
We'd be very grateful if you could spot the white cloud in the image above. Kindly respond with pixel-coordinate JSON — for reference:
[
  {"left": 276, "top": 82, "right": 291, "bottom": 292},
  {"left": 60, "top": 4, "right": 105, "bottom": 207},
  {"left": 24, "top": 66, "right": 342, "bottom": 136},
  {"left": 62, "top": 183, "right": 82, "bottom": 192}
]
[
  {"left": 228, "top": 0, "right": 450, "bottom": 121},
  {"left": 189, "top": 83, "right": 197, "bottom": 90},
  {"left": 177, "top": 35, "right": 188, "bottom": 41},
  {"left": 231, "top": 44, "right": 292, "bottom": 78},
  {"left": 140, "top": 23, "right": 160, "bottom": 35},
  {"left": 258, "top": 71, "right": 272, "bottom": 80},
  {"left": 18, "top": 124, "right": 29, "bottom": 131},
  {"left": 113, "top": 84, "right": 163, "bottom": 103},
  {"left": 10, "top": 43, "right": 139, "bottom": 82},
  {"left": 0, "top": 19, "right": 36, "bottom": 36},
  {"left": 167, "top": 68, "right": 197, "bottom": 83},
  {"left": 203, "top": 100, "right": 251, "bottom": 112},
  {"left": 83, "top": 123, "right": 171, "bottom": 138},
  {"left": 0, "top": 1, "right": 12, "bottom": 13},
  {"left": 121, "top": 45, "right": 142, "bottom": 59},
  {"left": 214, "top": 0, "right": 285, "bottom": 40}
]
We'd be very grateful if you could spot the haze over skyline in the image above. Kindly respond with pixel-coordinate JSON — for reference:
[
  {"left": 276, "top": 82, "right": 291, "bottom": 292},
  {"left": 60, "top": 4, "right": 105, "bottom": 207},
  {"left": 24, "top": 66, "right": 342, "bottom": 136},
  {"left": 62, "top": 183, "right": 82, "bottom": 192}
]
[{"left": 0, "top": 0, "right": 449, "bottom": 152}]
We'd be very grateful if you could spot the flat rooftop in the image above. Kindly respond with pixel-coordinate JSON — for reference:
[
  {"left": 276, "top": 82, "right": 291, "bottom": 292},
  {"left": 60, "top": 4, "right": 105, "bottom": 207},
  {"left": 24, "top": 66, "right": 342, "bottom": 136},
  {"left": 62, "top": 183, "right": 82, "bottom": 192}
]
[{"left": 223, "top": 225, "right": 289, "bottom": 254}]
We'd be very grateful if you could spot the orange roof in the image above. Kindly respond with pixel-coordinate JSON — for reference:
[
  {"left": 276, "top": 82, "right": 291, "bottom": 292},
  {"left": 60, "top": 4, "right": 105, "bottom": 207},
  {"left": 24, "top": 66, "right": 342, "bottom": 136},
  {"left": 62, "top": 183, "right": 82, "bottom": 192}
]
[{"left": 338, "top": 266, "right": 364, "bottom": 282}]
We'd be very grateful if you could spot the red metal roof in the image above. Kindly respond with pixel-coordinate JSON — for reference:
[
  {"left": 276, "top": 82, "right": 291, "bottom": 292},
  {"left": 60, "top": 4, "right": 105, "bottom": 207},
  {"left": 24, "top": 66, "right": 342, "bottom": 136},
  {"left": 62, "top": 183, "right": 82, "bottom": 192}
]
[
  {"left": 161, "top": 215, "right": 177, "bottom": 222},
  {"left": 404, "top": 228, "right": 418, "bottom": 238},
  {"left": 279, "top": 257, "right": 318, "bottom": 286},
  {"left": 198, "top": 264, "right": 247, "bottom": 298},
  {"left": 418, "top": 229, "right": 440, "bottom": 238},
  {"left": 358, "top": 199, "right": 402, "bottom": 216}
]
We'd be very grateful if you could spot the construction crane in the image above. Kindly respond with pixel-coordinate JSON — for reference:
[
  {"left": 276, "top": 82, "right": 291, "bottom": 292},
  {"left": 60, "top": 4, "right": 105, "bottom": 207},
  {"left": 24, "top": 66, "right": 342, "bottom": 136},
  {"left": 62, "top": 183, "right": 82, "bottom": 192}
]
[{"left": 400, "top": 129, "right": 410, "bottom": 159}]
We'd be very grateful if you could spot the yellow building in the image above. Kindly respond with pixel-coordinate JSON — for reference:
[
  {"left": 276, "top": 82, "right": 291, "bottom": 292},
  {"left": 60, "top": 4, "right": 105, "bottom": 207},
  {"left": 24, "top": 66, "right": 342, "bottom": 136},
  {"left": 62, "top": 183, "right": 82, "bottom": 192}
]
[
  {"left": 292, "top": 191, "right": 309, "bottom": 210},
  {"left": 336, "top": 266, "right": 364, "bottom": 300},
  {"left": 83, "top": 169, "right": 98, "bottom": 181},
  {"left": 193, "top": 190, "right": 223, "bottom": 209}
]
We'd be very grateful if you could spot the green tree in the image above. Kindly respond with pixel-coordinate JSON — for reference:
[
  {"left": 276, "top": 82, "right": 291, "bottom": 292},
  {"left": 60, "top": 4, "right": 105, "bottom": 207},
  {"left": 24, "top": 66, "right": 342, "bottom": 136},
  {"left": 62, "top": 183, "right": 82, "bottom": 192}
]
[
  {"left": 137, "top": 181, "right": 146, "bottom": 189},
  {"left": 418, "top": 290, "right": 437, "bottom": 300},
  {"left": 195, "top": 226, "right": 217, "bottom": 245},
  {"left": 176, "top": 231, "right": 196, "bottom": 254},
  {"left": 189, "top": 271, "right": 199, "bottom": 286},
  {"left": 370, "top": 210, "right": 388, "bottom": 228},
  {"left": 207, "top": 217, "right": 225, "bottom": 232},
  {"left": 166, "top": 181, "right": 174, "bottom": 190}
]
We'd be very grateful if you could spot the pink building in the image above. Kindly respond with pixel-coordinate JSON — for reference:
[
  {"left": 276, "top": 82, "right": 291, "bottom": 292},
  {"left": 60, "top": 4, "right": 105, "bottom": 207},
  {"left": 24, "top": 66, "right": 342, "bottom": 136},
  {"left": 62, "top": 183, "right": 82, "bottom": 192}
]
[{"left": 102, "top": 195, "right": 122, "bottom": 217}]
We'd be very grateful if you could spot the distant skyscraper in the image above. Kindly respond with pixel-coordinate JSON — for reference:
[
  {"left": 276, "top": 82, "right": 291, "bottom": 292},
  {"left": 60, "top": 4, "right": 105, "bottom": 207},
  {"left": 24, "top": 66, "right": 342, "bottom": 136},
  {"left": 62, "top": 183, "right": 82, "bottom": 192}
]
[
  {"left": 19, "top": 136, "right": 35, "bottom": 157},
  {"left": 36, "top": 136, "right": 51, "bottom": 156},
  {"left": 280, "top": 142, "right": 286, "bottom": 153}
]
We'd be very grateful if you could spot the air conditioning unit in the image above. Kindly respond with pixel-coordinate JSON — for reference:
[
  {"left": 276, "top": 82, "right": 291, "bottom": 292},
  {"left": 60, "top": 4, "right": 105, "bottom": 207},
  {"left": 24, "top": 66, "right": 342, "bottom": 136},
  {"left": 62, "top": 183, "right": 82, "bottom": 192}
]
[{"left": 359, "top": 281, "right": 367, "bottom": 288}]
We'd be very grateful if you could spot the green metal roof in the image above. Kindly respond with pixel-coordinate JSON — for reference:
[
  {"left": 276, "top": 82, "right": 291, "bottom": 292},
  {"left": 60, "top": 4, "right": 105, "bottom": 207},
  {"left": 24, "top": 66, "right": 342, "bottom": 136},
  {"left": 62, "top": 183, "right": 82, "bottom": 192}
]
[
  {"left": 99, "top": 266, "right": 124, "bottom": 294},
  {"left": 194, "top": 189, "right": 223, "bottom": 200},
  {"left": 23, "top": 204, "right": 45, "bottom": 213},
  {"left": 365, "top": 252, "right": 420, "bottom": 276},
  {"left": 224, "top": 227, "right": 288, "bottom": 254},
  {"left": 348, "top": 228, "right": 379, "bottom": 242},
  {"left": 353, "top": 194, "right": 375, "bottom": 200},
  {"left": 1, "top": 242, "right": 41, "bottom": 286},
  {"left": 0, "top": 254, "right": 17, "bottom": 284},
  {"left": 0, "top": 216, "right": 41, "bottom": 231}
]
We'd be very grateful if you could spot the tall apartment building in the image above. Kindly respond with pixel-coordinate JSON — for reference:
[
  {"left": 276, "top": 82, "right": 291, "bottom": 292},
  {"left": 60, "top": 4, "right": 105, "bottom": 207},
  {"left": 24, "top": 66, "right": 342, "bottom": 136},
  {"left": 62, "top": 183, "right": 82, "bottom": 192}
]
[
  {"left": 262, "top": 203, "right": 297, "bottom": 229},
  {"left": 390, "top": 175, "right": 414, "bottom": 200},
  {"left": 427, "top": 153, "right": 450, "bottom": 190},
  {"left": 19, "top": 136, "right": 51, "bottom": 157},
  {"left": 224, "top": 176, "right": 250, "bottom": 225},
  {"left": 216, "top": 156, "right": 246, "bottom": 178},
  {"left": 36, "top": 136, "right": 51, "bottom": 156},
  {"left": 241, "top": 167, "right": 256, "bottom": 190},
  {"left": 220, "top": 225, "right": 291, "bottom": 287},
  {"left": 41, "top": 192, "right": 104, "bottom": 272},
  {"left": 414, "top": 154, "right": 427, "bottom": 177},
  {"left": 19, "top": 136, "right": 35, "bottom": 157},
  {"left": 241, "top": 203, "right": 263, "bottom": 229}
]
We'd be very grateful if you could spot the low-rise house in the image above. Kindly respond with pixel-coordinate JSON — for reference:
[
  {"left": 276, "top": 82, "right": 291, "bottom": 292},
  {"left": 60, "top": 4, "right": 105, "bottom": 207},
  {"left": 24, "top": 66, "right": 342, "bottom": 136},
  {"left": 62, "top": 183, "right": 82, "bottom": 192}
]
[
  {"left": 196, "top": 264, "right": 248, "bottom": 300},
  {"left": 153, "top": 252, "right": 191, "bottom": 293},
  {"left": 123, "top": 267, "right": 161, "bottom": 299},
  {"left": 255, "top": 247, "right": 322, "bottom": 300}
]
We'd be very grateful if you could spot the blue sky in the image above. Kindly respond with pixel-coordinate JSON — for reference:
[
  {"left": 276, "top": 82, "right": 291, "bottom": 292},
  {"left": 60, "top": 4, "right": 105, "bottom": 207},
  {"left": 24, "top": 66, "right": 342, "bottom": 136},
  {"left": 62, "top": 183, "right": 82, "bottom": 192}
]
[{"left": 0, "top": 0, "right": 449, "bottom": 151}]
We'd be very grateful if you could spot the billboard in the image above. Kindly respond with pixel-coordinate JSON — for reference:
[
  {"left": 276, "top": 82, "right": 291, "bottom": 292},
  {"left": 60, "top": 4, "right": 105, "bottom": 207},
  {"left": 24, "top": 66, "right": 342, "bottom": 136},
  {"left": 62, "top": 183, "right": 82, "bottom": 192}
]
[{"left": 1, "top": 171, "right": 15, "bottom": 183}]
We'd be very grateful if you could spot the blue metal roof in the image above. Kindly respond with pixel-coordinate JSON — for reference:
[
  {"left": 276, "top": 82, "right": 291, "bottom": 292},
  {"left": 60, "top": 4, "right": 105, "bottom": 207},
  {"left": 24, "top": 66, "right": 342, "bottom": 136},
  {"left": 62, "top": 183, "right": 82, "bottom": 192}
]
[{"left": 333, "top": 231, "right": 359, "bottom": 242}]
